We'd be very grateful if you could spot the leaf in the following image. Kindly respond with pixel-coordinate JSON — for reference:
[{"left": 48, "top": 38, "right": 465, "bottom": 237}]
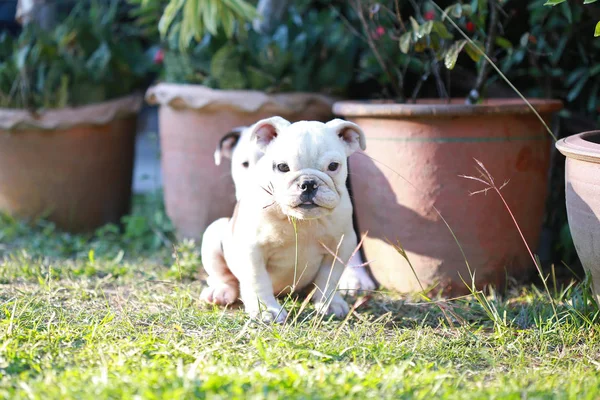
[
  {"left": 432, "top": 22, "right": 453, "bottom": 40},
  {"left": 202, "top": 0, "right": 218, "bottom": 36},
  {"left": 550, "top": 35, "right": 568, "bottom": 65},
  {"left": 584, "top": 0, "right": 598, "bottom": 3},
  {"left": 418, "top": 21, "right": 434, "bottom": 38},
  {"left": 210, "top": 44, "right": 247, "bottom": 89},
  {"left": 410, "top": 16, "right": 420, "bottom": 32},
  {"left": 444, "top": 39, "right": 467, "bottom": 69},
  {"left": 566, "top": 67, "right": 586, "bottom": 86},
  {"left": 399, "top": 32, "right": 412, "bottom": 54},
  {"left": 465, "top": 40, "right": 484, "bottom": 62},
  {"left": 246, "top": 66, "right": 274, "bottom": 89},
  {"left": 591, "top": 64, "right": 600, "bottom": 76},
  {"left": 85, "top": 42, "right": 111, "bottom": 73},
  {"left": 495, "top": 37, "right": 512, "bottom": 50},
  {"left": 586, "top": 80, "right": 600, "bottom": 113},
  {"left": 560, "top": 2, "right": 572, "bottom": 24},
  {"left": 272, "top": 25, "right": 289, "bottom": 51},
  {"left": 158, "top": 0, "right": 185, "bottom": 38},
  {"left": 16, "top": 45, "right": 31, "bottom": 70},
  {"left": 595, "top": 21, "right": 600, "bottom": 37},
  {"left": 567, "top": 73, "right": 589, "bottom": 102},
  {"left": 221, "top": 3, "right": 235, "bottom": 38},
  {"left": 452, "top": 3, "right": 463, "bottom": 18},
  {"left": 543, "top": 0, "right": 566, "bottom": 5}
]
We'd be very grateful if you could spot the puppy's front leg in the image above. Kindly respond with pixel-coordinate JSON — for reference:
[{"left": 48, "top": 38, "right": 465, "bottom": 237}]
[
  {"left": 311, "top": 235, "right": 354, "bottom": 319},
  {"left": 235, "top": 249, "right": 288, "bottom": 323}
]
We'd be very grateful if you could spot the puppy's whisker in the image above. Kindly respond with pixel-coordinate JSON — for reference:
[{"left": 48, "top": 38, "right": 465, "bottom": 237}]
[
  {"left": 263, "top": 202, "right": 276, "bottom": 209},
  {"left": 260, "top": 185, "right": 274, "bottom": 196}
]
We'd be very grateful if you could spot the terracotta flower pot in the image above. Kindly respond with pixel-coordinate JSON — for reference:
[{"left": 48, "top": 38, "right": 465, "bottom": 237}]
[
  {"left": 333, "top": 99, "right": 563, "bottom": 295},
  {"left": 556, "top": 131, "right": 600, "bottom": 304},
  {"left": 146, "top": 83, "right": 335, "bottom": 241},
  {"left": 0, "top": 95, "right": 142, "bottom": 232}
]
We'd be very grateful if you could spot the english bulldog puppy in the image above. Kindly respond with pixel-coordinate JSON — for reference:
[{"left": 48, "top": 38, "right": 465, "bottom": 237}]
[{"left": 200, "top": 118, "right": 375, "bottom": 321}]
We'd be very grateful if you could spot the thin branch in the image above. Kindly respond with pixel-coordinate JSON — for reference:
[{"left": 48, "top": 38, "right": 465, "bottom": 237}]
[
  {"left": 407, "top": 0, "right": 448, "bottom": 99},
  {"left": 351, "top": 0, "right": 404, "bottom": 101},
  {"left": 468, "top": 0, "right": 499, "bottom": 104}
]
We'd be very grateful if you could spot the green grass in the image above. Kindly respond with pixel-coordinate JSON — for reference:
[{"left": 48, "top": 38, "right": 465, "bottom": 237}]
[{"left": 1, "top": 195, "right": 600, "bottom": 399}]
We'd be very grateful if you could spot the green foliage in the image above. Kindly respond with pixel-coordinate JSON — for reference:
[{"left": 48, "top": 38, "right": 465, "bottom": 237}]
[
  {"left": 162, "top": 0, "right": 257, "bottom": 49},
  {"left": 352, "top": 0, "right": 513, "bottom": 101},
  {"left": 500, "top": 0, "right": 600, "bottom": 115},
  {"left": 128, "top": 0, "right": 257, "bottom": 50},
  {"left": 0, "top": 194, "right": 174, "bottom": 263},
  {"left": 162, "top": 5, "right": 360, "bottom": 95},
  {"left": 0, "top": 1, "right": 154, "bottom": 110},
  {"left": 168, "top": 239, "right": 202, "bottom": 280},
  {"left": 544, "top": 0, "right": 600, "bottom": 37}
]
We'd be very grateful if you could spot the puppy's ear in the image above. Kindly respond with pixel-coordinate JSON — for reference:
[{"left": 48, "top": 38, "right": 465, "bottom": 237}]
[
  {"left": 326, "top": 119, "right": 367, "bottom": 155},
  {"left": 249, "top": 116, "right": 291, "bottom": 151},
  {"left": 214, "top": 127, "right": 245, "bottom": 166}
]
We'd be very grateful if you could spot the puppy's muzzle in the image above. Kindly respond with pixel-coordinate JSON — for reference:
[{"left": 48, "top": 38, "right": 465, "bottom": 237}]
[{"left": 298, "top": 179, "right": 318, "bottom": 203}]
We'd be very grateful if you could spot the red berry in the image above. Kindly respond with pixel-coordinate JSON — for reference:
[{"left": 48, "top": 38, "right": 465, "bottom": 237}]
[
  {"left": 424, "top": 10, "right": 435, "bottom": 21},
  {"left": 153, "top": 49, "right": 164, "bottom": 64},
  {"left": 466, "top": 21, "right": 475, "bottom": 33},
  {"left": 376, "top": 26, "right": 385, "bottom": 36}
]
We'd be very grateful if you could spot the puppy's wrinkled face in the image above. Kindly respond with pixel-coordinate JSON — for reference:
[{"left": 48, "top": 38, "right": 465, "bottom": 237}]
[
  {"left": 215, "top": 127, "right": 264, "bottom": 201},
  {"left": 249, "top": 117, "right": 366, "bottom": 220}
]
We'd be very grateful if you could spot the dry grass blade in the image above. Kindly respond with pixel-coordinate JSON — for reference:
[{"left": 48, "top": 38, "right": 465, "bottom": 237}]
[{"left": 459, "top": 159, "right": 558, "bottom": 320}]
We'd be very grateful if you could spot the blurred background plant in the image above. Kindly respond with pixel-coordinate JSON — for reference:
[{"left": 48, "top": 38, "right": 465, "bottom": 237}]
[
  {"left": 130, "top": 0, "right": 362, "bottom": 95},
  {"left": 0, "top": 0, "right": 156, "bottom": 109},
  {"left": 128, "top": 0, "right": 256, "bottom": 49},
  {"left": 349, "top": 0, "right": 516, "bottom": 103}
]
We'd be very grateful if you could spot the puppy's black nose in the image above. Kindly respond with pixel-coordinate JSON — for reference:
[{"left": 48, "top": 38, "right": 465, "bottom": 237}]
[{"left": 299, "top": 179, "right": 318, "bottom": 195}]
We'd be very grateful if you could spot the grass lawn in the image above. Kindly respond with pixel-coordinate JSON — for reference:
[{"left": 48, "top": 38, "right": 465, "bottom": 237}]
[{"left": 1, "top": 195, "right": 600, "bottom": 399}]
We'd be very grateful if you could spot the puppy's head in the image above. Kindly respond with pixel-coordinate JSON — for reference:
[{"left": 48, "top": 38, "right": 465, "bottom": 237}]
[
  {"left": 249, "top": 117, "right": 366, "bottom": 220},
  {"left": 215, "top": 126, "right": 264, "bottom": 201}
]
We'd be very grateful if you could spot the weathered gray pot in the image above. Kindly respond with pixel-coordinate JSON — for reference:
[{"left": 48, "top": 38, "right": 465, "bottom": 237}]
[{"left": 556, "top": 131, "right": 600, "bottom": 303}]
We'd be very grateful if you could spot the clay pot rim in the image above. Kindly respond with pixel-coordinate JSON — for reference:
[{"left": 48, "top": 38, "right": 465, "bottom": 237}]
[
  {"left": 556, "top": 130, "right": 600, "bottom": 164},
  {"left": 145, "top": 83, "right": 335, "bottom": 113},
  {"left": 0, "top": 93, "right": 143, "bottom": 131},
  {"left": 332, "top": 98, "right": 563, "bottom": 119}
]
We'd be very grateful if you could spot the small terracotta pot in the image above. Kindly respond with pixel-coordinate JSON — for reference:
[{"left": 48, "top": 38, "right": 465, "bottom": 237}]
[
  {"left": 556, "top": 131, "right": 600, "bottom": 304},
  {"left": 333, "top": 99, "right": 563, "bottom": 295},
  {"left": 0, "top": 95, "right": 142, "bottom": 232},
  {"left": 146, "top": 84, "right": 335, "bottom": 241}
]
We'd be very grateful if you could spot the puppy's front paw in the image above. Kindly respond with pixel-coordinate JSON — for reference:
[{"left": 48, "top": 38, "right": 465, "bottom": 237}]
[
  {"left": 247, "top": 305, "right": 288, "bottom": 324},
  {"left": 339, "top": 266, "right": 377, "bottom": 296},
  {"left": 314, "top": 295, "right": 350, "bottom": 319},
  {"left": 201, "top": 284, "right": 239, "bottom": 306}
]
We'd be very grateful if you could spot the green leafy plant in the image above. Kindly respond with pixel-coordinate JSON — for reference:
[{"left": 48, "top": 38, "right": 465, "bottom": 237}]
[
  {"left": 544, "top": 0, "right": 600, "bottom": 36},
  {"left": 0, "top": 1, "right": 154, "bottom": 109},
  {"left": 129, "top": 0, "right": 257, "bottom": 49},
  {"left": 499, "top": 0, "right": 600, "bottom": 115},
  {"left": 350, "top": 0, "right": 512, "bottom": 103},
  {"left": 160, "top": 4, "right": 361, "bottom": 95}
]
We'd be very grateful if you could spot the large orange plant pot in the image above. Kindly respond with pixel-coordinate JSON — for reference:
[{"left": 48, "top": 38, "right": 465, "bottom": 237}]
[
  {"left": 556, "top": 131, "right": 600, "bottom": 304},
  {"left": 0, "top": 95, "right": 142, "bottom": 232},
  {"left": 146, "top": 84, "right": 335, "bottom": 241},
  {"left": 333, "top": 99, "right": 563, "bottom": 295}
]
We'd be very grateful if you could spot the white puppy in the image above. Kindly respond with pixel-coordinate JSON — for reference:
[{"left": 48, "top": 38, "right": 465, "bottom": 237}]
[{"left": 201, "top": 117, "right": 369, "bottom": 322}]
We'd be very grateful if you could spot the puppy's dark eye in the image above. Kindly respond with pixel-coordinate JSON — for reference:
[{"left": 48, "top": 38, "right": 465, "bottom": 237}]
[
  {"left": 242, "top": 161, "right": 249, "bottom": 168},
  {"left": 277, "top": 163, "right": 290, "bottom": 173},
  {"left": 328, "top": 162, "right": 340, "bottom": 172}
]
